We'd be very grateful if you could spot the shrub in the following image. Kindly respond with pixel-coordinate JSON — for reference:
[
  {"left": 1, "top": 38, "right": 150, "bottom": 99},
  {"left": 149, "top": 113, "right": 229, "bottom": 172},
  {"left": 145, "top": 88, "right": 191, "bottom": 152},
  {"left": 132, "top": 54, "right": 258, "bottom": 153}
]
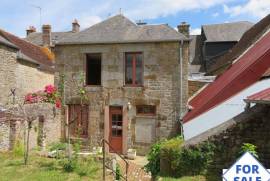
[
  {"left": 49, "top": 142, "right": 68, "bottom": 151},
  {"left": 61, "top": 159, "right": 77, "bottom": 172},
  {"left": 145, "top": 140, "right": 163, "bottom": 177},
  {"left": 145, "top": 136, "right": 215, "bottom": 178},
  {"left": 239, "top": 143, "right": 258, "bottom": 158}
]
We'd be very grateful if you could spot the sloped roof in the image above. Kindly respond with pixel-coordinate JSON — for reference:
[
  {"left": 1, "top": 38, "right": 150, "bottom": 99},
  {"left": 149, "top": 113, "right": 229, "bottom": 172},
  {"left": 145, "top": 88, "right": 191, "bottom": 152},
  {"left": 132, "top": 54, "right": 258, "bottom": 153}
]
[
  {"left": 0, "top": 29, "right": 54, "bottom": 67},
  {"left": 58, "top": 14, "right": 187, "bottom": 45},
  {"left": 202, "top": 21, "right": 253, "bottom": 42},
  {"left": 245, "top": 87, "right": 270, "bottom": 104},
  {"left": 183, "top": 30, "right": 270, "bottom": 123},
  {"left": 25, "top": 31, "right": 73, "bottom": 46},
  {"left": 189, "top": 35, "right": 204, "bottom": 74},
  {"left": 0, "top": 35, "right": 17, "bottom": 49}
]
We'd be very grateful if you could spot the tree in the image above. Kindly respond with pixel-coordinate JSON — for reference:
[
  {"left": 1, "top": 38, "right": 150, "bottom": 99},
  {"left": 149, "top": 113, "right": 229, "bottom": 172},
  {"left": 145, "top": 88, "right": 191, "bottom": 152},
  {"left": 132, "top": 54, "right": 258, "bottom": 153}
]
[{"left": 5, "top": 85, "right": 61, "bottom": 165}]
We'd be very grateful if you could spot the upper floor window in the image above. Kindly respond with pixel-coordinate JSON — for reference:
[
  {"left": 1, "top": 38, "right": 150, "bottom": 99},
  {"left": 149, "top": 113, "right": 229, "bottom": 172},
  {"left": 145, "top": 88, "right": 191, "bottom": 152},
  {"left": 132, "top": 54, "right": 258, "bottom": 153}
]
[
  {"left": 125, "top": 52, "right": 143, "bottom": 86},
  {"left": 86, "top": 53, "right": 101, "bottom": 85}
]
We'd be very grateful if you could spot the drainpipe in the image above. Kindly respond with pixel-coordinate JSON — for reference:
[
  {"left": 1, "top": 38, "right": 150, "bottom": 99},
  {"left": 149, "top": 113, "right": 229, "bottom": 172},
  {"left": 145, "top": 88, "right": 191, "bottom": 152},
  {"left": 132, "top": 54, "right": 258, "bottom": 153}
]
[{"left": 179, "top": 40, "right": 184, "bottom": 137}]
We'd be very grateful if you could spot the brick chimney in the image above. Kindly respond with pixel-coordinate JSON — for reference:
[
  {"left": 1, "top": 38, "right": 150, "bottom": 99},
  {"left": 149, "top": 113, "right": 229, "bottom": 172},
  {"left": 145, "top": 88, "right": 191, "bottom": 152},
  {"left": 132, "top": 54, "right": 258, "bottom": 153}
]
[
  {"left": 26, "top": 26, "right": 36, "bottom": 36},
  {"left": 42, "top": 24, "right": 52, "bottom": 47},
  {"left": 72, "top": 19, "right": 80, "bottom": 33},
  {"left": 177, "top": 22, "right": 190, "bottom": 38}
]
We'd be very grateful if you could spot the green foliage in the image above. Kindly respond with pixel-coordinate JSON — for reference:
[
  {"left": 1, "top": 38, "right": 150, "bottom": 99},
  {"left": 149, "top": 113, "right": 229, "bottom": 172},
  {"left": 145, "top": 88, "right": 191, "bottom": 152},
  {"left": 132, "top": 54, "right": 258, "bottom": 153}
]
[
  {"left": 61, "top": 159, "right": 77, "bottom": 172},
  {"left": 12, "top": 140, "right": 24, "bottom": 157},
  {"left": 239, "top": 143, "right": 258, "bottom": 158},
  {"left": 115, "top": 163, "right": 121, "bottom": 180},
  {"left": 177, "top": 142, "right": 214, "bottom": 176},
  {"left": 145, "top": 136, "right": 215, "bottom": 178},
  {"left": 145, "top": 140, "right": 163, "bottom": 176},
  {"left": 49, "top": 142, "right": 68, "bottom": 151}
]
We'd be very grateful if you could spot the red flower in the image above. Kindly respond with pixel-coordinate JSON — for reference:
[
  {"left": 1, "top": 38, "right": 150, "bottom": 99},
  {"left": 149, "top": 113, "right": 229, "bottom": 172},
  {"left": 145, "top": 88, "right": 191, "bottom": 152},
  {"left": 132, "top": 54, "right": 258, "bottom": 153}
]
[
  {"left": 25, "top": 93, "right": 33, "bottom": 103},
  {"left": 45, "top": 85, "right": 56, "bottom": 94},
  {"left": 55, "top": 99, "right": 61, "bottom": 108}
]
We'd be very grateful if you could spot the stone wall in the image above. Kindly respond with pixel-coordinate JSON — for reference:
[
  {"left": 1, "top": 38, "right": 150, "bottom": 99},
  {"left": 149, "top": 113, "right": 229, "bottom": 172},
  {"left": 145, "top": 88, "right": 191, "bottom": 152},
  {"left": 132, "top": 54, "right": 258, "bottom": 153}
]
[
  {"left": 0, "top": 103, "right": 61, "bottom": 151},
  {"left": 0, "top": 45, "right": 17, "bottom": 106},
  {"left": 188, "top": 80, "right": 207, "bottom": 97},
  {"left": 0, "top": 45, "right": 54, "bottom": 105},
  {"left": 15, "top": 60, "right": 54, "bottom": 101},
  {"left": 55, "top": 42, "right": 189, "bottom": 154},
  {"left": 185, "top": 104, "right": 270, "bottom": 180}
]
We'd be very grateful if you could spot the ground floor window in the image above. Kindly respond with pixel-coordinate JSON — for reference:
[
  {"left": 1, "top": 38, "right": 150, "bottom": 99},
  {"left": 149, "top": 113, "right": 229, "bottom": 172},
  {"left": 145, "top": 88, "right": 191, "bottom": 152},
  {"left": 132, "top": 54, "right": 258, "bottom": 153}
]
[{"left": 136, "top": 105, "right": 156, "bottom": 116}]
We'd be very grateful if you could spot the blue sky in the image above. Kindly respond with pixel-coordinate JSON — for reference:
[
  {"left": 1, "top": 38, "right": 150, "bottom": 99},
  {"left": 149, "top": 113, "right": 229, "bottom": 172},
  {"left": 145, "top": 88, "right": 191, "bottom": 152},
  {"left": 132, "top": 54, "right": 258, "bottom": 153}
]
[{"left": 0, "top": 0, "right": 269, "bottom": 37}]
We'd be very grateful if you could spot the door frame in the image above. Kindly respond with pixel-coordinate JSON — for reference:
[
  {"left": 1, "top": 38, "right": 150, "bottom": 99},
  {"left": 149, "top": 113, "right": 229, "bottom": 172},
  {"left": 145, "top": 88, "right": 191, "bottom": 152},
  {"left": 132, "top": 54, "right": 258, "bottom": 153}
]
[{"left": 109, "top": 106, "right": 123, "bottom": 153}]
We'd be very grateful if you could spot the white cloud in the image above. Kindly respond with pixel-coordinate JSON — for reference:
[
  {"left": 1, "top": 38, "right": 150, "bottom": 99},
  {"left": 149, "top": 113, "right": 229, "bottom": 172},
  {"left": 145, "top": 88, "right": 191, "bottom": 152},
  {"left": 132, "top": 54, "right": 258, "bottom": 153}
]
[
  {"left": 224, "top": 0, "right": 270, "bottom": 19},
  {"left": 212, "top": 12, "right": 219, "bottom": 17},
  {"left": 1, "top": 0, "right": 234, "bottom": 36},
  {"left": 124, "top": 0, "right": 231, "bottom": 19},
  {"left": 190, "top": 28, "right": 201, "bottom": 35}
]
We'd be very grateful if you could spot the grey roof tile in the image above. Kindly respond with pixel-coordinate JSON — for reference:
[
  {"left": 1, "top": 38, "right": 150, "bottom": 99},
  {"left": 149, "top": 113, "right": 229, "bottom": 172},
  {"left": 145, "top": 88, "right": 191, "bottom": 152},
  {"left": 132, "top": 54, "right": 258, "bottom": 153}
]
[
  {"left": 25, "top": 32, "right": 73, "bottom": 46},
  {"left": 58, "top": 14, "right": 187, "bottom": 44},
  {"left": 202, "top": 21, "right": 254, "bottom": 42}
]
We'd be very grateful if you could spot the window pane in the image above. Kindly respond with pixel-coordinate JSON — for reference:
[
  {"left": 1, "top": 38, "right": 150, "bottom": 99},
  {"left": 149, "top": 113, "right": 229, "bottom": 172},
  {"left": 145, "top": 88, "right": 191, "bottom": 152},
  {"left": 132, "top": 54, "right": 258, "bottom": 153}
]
[
  {"left": 86, "top": 54, "right": 101, "bottom": 85},
  {"left": 125, "top": 54, "right": 133, "bottom": 84},
  {"left": 135, "top": 54, "right": 143, "bottom": 85}
]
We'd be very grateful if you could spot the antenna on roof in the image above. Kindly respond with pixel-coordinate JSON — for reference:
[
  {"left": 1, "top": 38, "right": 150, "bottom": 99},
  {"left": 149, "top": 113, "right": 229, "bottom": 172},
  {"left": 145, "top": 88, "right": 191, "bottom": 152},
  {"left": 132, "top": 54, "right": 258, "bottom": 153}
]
[{"left": 29, "top": 4, "right": 42, "bottom": 30}]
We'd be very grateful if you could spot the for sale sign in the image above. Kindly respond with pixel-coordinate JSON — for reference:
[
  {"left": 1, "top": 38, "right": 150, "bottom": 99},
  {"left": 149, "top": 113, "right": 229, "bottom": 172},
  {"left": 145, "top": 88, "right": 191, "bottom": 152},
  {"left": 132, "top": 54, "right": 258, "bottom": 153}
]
[{"left": 223, "top": 152, "right": 270, "bottom": 181}]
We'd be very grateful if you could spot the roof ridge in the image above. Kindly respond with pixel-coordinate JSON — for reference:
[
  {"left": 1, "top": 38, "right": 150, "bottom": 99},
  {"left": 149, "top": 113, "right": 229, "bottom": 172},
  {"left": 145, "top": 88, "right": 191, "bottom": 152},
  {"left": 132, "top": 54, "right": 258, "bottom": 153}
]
[{"left": 202, "top": 21, "right": 253, "bottom": 27}]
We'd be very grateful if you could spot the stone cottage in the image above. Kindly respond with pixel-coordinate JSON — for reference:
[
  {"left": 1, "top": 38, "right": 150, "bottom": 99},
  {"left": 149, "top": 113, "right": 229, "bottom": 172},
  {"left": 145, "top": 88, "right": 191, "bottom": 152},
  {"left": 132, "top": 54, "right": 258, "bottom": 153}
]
[
  {"left": 52, "top": 14, "right": 189, "bottom": 154},
  {"left": 0, "top": 29, "right": 54, "bottom": 105},
  {"left": 0, "top": 29, "right": 61, "bottom": 151}
]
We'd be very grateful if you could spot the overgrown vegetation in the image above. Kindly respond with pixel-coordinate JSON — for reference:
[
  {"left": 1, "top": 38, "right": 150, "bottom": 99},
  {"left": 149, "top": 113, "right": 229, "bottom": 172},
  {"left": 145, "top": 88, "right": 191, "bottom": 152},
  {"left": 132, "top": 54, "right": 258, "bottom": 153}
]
[
  {"left": 239, "top": 143, "right": 258, "bottom": 158},
  {"left": 0, "top": 152, "right": 102, "bottom": 181},
  {"left": 145, "top": 136, "right": 215, "bottom": 178}
]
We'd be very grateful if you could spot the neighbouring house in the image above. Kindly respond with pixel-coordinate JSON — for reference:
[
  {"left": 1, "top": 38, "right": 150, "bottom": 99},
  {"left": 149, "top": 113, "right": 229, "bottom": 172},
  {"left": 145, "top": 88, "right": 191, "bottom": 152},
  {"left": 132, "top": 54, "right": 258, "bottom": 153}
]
[
  {"left": 0, "top": 29, "right": 60, "bottom": 151},
  {"left": 0, "top": 29, "right": 54, "bottom": 105},
  {"left": 188, "top": 21, "right": 253, "bottom": 97},
  {"left": 189, "top": 21, "right": 253, "bottom": 75},
  {"left": 52, "top": 14, "right": 189, "bottom": 155},
  {"left": 182, "top": 14, "right": 270, "bottom": 141}
]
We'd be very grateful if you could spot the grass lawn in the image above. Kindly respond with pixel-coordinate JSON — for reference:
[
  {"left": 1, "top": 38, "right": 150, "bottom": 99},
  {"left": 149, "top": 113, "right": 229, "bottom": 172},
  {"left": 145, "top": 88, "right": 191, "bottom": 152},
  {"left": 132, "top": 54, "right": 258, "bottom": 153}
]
[
  {"left": 160, "top": 176, "right": 206, "bottom": 181},
  {"left": 0, "top": 152, "right": 103, "bottom": 181}
]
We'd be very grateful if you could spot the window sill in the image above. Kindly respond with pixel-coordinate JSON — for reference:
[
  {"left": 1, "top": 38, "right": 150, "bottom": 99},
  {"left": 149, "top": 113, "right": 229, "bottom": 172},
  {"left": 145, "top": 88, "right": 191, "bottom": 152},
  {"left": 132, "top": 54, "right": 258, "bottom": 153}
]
[
  {"left": 123, "top": 85, "right": 144, "bottom": 88},
  {"left": 84, "top": 85, "right": 103, "bottom": 91}
]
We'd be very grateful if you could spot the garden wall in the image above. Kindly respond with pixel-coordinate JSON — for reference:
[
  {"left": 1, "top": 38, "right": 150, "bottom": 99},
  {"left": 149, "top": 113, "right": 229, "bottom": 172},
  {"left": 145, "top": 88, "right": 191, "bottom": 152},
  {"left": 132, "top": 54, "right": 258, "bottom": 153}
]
[
  {"left": 0, "top": 103, "right": 61, "bottom": 151},
  {"left": 185, "top": 104, "right": 270, "bottom": 180}
]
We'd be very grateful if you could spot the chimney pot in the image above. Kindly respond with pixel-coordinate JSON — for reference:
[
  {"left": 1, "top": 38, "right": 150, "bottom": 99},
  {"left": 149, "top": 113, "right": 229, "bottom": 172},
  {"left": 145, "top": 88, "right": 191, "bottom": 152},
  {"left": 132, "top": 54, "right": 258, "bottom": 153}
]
[
  {"left": 42, "top": 24, "right": 51, "bottom": 47},
  {"left": 177, "top": 22, "right": 190, "bottom": 38},
  {"left": 72, "top": 19, "right": 80, "bottom": 33},
  {"left": 26, "top": 26, "right": 36, "bottom": 36}
]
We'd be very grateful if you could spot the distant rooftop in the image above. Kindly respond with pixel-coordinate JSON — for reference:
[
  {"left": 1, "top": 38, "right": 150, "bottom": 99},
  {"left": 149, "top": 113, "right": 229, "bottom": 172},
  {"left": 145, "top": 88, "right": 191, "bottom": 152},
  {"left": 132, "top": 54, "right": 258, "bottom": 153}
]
[{"left": 202, "top": 21, "right": 254, "bottom": 42}]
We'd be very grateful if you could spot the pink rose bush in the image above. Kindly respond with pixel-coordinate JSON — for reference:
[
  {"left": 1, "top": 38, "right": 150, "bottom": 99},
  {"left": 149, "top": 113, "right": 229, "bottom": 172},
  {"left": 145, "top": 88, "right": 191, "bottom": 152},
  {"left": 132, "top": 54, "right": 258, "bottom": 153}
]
[{"left": 24, "top": 85, "right": 61, "bottom": 108}]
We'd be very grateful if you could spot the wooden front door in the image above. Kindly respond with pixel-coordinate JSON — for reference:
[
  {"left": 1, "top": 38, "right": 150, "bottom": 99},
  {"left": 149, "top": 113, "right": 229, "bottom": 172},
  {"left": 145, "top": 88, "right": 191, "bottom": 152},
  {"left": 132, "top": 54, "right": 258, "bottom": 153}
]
[
  {"left": 109, "top": 106, "right": 123, "bottom": 153},
  {"left": 68, "top": 105, "right": 88, "bottom": 138}
]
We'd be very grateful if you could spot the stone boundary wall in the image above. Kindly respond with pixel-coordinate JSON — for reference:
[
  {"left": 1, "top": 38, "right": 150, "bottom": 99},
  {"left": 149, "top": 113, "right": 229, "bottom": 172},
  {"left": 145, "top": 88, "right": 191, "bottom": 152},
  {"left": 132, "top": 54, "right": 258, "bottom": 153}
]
[
  {"left": 0, "top": 103, "right": 61, "bottom": 151},
  {"left": 185, "top": 104, "right": 270, "bottom": 180}
]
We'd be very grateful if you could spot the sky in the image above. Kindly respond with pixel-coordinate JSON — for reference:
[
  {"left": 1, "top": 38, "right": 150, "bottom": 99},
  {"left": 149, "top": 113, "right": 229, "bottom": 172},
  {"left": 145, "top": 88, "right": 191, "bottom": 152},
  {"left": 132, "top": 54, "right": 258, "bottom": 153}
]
[{"left": 0, "top": 0, "right": 269, "bottom": 37}]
